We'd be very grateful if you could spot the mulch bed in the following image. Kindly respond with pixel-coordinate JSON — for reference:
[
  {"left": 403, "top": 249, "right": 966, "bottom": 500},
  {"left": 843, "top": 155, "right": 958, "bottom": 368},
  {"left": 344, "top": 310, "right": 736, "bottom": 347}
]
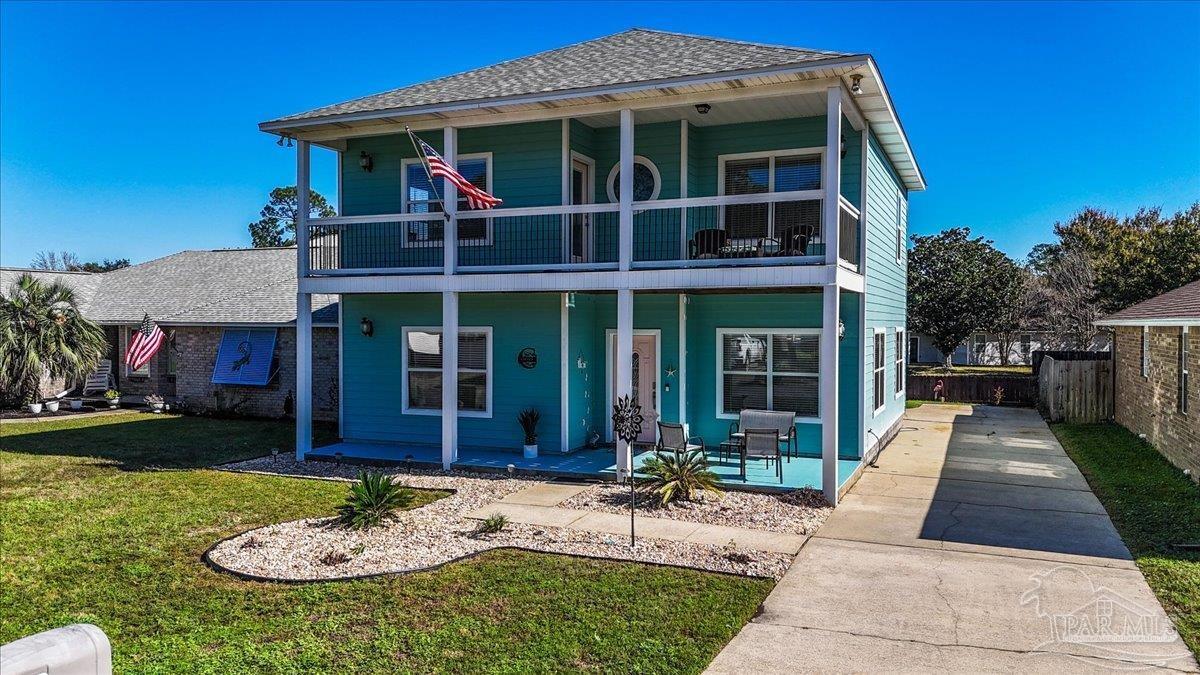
[{"left": 1, "top": 405, "right": 110, "bottom": 420}]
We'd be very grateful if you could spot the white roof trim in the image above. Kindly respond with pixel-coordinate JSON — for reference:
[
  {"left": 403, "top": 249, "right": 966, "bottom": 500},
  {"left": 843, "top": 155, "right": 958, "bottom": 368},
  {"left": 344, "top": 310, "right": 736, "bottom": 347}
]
[{"left": 1094, "top": 318, "right": 1200, "bottom": 327}]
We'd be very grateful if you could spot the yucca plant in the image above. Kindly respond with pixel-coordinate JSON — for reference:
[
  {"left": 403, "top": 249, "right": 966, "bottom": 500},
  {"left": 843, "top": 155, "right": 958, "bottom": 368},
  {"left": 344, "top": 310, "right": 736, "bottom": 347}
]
[
  {"left": 517, "top": 407, "right": 540, "bottom": 445},
  {"left": 334, "top": 471, "right": 414, "bottom": 530},
  {"left": 476, "top": 512, "right": 509, "bottom": 534},
  {"left": 0, "top": 273, "right": 107, "bottom": 405},
  {"left": 639, "top": 449, "right": 722, "bottom": 506}
]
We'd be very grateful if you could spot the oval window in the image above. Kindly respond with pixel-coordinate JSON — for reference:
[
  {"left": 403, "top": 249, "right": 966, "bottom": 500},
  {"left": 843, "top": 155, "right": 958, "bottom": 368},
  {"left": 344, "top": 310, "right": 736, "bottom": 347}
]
[{"left": 606, "top": 156, "right": 661, "bottom": 203}]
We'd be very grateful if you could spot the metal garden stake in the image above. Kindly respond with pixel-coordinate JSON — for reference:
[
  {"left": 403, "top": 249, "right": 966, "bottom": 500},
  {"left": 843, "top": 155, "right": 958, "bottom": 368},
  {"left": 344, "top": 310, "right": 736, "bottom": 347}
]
[{"left": 611, "top": 395, "right": 644, "bottom": 548}]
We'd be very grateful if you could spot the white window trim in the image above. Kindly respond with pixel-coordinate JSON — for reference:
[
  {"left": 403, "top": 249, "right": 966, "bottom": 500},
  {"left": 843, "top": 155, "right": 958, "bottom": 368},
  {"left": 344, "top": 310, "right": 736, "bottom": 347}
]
[
  {"left": 400, "top": 325, "right": 493, "bottom": 418},
  {"left": 605, "top": 155, "right": 661, "bottom": 203},
  {"left": 1181, "top": 326, "right": 1190, "bottom": 415},
  {"left": 894, "top": 327, "right": 905, "bottom": 399},
  {"left": 400, "top": 152, "right": 493, "bottom": 247},
  {"left": 895, "top": 191, "right": 905, "bottom": 264},
  {"left": 716, "top": 147, "right": 826, "bottom": 242},
  {"left": 873, "top": 328, "right": 887, "bottom": 416},
  {"left": 714, "top": 327, "right": 822, "bottom": 423},
  {"left": 1142, "top": 326, "right": 1150, "bottom": 378}
]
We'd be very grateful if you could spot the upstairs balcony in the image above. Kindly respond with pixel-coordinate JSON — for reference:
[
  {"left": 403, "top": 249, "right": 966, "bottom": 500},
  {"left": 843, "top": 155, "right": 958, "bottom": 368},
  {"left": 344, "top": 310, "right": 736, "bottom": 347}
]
[{"left": 297, "top": 83, "right": 868, "bottom": 282}]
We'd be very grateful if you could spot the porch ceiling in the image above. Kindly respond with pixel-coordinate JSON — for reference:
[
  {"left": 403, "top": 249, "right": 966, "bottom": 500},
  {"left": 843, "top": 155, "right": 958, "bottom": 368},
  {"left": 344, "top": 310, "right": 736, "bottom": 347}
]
[{"left": 574, "top": 90, "right": 827, "bottom": 128}]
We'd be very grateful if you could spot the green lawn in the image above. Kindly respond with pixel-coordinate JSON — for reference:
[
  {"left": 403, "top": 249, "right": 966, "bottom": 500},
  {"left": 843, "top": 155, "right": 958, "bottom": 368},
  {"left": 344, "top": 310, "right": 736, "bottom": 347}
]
[
  {"left": 1, "top": 414, "right": 773, "bottom": 673},
  {"left": 1051, "top": 422, "right": 1200, "bottom": 657}
]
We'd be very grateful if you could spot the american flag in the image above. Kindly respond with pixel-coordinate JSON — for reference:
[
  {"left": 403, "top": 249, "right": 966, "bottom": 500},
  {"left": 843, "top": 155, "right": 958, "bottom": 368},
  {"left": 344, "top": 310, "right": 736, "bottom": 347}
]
[
  {"left": 414, "top": 136, "right": 502, "bottom": 210},
  {"left": 124, "top": 314, "right": 166, "bottom": 371}
]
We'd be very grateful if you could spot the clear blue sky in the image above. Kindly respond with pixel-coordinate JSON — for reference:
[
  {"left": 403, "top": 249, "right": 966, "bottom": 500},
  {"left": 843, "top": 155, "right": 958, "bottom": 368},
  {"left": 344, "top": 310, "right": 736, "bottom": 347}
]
[{"left": 2, "top": 1, "right": 1197, "bottom": 267}]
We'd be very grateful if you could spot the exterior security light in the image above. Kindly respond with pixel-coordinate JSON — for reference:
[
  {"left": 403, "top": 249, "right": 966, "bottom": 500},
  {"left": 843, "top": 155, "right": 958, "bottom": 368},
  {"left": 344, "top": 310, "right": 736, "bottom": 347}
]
[
  {"left": 694, "top": 103, "right": 711, "bottom": 115},
  {"left": 850, "top": 74, "right": 864, "bottom": 96}
]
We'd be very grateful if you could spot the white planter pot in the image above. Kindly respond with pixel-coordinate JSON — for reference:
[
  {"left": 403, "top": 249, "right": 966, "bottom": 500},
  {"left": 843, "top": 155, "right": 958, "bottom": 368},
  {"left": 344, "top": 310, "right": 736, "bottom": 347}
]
[
  {"left": 150, "top": 403, "right": 165, "bottom": 413},
  {"left": 27, "top": 403, "right": 43, "bottom": 414},
  {"left": 523, "top": 444, "right": 538, "bottom": 459},
  {"left": 107, "top": 400, "right": 119, "bottom": 409},
  {"left": 70, "top": 399, "right": 83, "bottom": 410},
  {"left": 45, "top": 401, "right": 60, "bottom": 412}
]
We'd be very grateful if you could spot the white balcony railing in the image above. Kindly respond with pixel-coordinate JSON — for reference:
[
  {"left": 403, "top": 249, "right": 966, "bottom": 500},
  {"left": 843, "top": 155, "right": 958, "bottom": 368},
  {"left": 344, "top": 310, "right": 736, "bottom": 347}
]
[{"left": 304, "top": 191, "right": 861, "bottom": 275}]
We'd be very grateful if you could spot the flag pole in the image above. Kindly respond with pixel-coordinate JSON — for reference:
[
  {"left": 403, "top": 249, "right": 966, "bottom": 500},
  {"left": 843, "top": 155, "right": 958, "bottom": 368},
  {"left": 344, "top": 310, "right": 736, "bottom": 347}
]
[{"left": 405, "top": 126, "right": 450, "bottom": 222}]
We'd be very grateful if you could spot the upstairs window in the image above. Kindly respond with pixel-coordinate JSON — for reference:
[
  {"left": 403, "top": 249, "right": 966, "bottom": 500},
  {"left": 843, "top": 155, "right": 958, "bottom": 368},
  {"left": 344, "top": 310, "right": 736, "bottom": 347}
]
[
  {"left": 402, "top": 327, "right": 492, "bottom": 417},
  {"left": 402, "top": 154, "right": 492, "bottom": 246},
  {"left": 720, "top": 150, "right": 822, "bottom": 246}
]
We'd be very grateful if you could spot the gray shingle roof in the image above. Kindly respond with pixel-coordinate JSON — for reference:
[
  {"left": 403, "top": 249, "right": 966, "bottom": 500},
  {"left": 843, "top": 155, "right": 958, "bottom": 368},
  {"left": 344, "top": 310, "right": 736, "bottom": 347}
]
[
  {"left": 3, "top": 249, "right": 337, "bottom": 327},
  {"left": 268, "top": 29, "right": 852, "bottom": 124},
  {"left": 1099, "top": 280, "right": 1200, "bottom": 323},
  {"left": 0, "top": 268, "right": 101, "bottom": 312}
]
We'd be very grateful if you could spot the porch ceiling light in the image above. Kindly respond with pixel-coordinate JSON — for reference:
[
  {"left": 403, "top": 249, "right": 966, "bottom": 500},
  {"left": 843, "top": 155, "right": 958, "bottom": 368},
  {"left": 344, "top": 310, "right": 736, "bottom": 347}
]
[
  {"left": 360, "top": 317, "right": 374, "bottom": 337},
  {"left": 694, "top": 103, "right": 711, "bottom": 115},
  {"left": 850, "top": 74, "right": 864, "bottom": 96},
  {"left": 359, "top": 150, "right": 374, "bottom": 173}
]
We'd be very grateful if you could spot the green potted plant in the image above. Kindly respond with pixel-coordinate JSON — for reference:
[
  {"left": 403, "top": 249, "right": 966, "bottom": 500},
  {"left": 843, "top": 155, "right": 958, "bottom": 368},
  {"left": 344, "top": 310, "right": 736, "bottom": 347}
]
[
  {"left": 144, "top": 393, "right": 165, "bottom": 413},
  {"left": 104, "top": 389, "right": 120, "bottom": 409},
  {"left": 518, "top": 407, "right": 540, "bottom": 458}
]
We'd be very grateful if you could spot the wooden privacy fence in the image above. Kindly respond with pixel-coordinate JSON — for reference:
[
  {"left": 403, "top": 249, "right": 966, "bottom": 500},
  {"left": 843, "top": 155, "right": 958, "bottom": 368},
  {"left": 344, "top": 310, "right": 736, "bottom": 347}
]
[
  {"left": 907, "top": 373, "right": 1038, "bottom": 404},
  {"left": 1038, "top": 356, "right": 1113, "bottom": 423}
]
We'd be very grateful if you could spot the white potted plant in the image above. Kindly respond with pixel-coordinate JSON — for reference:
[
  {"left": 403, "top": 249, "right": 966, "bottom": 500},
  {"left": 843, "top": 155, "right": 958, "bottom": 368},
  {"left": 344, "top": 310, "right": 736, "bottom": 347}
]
[
  {"left": 144, "top": 393, "right": 165, "bottom": 413},
  {"left": 26, "top": 399, "right": 43, "bottom": 414},
  {"left": 104, "top": 389, "right": 120, "bottom": 409},
  {"left": 45, "top": 399, "right": 60, "bottom": 412},
  {"left": 518, "top": 407, "right": 540, "bottom": 459}
]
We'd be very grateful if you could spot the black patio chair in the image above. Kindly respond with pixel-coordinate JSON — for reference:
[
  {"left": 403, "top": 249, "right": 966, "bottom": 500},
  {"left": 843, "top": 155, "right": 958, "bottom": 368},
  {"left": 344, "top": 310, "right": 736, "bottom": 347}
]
[{"left": 688, "top": 228, "right": 729, "bottom": 259}]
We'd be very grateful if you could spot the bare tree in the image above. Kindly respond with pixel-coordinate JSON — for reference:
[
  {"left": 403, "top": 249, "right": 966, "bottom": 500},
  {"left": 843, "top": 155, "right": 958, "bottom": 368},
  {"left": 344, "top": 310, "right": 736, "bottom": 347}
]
[
  {"left": 1028, "top": 247, "right": 1100, "bottom": 349},
  {"left": 30, "top": 251, "right": 81, "bottom": 271}
]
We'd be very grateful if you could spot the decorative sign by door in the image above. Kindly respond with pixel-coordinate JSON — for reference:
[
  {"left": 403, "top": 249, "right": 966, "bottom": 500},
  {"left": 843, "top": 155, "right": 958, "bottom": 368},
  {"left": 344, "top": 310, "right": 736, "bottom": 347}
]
[{"left": 517, "top": 347, "right": 538, "bottom": 369}]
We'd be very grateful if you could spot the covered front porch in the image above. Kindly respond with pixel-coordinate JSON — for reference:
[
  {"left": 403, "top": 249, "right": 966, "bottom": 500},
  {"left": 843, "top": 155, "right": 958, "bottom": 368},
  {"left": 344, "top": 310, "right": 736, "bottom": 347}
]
[{"left": 308, "top": 440, "right": 863, "bottom": 493}]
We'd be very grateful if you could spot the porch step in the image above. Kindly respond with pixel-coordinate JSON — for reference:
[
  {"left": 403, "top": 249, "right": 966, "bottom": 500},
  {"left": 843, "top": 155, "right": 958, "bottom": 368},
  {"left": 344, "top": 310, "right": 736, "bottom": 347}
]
[{"left": 465, "top": 500, "right": 806, "bottom": 554}]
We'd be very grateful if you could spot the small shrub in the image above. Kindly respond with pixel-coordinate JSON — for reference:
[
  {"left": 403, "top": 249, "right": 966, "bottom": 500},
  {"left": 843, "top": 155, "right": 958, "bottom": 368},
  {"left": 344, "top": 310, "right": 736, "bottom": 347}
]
[
  {"left": 350, "top": 543, "right": 365, "bottom": 557},
  {"left": 319, "top": 550, "right": 351, "bottom": 566},
  {"left": 103, "top": 389, "right": 120, "bottom": 401},
  {"left": 992, "top": 386, "right": 1005, "bottom": 406},
  {"left": 639, "top": 449, "right": 722, "bottom": 506},
  {"left": 476, "top": 512, "right": 509, "bottom": 534},
  {"left": 334, "top": 471, "right": 414, "bottom": 530},
  {"left": 517, "top": 407, "right": 540, "bottom": 445}
]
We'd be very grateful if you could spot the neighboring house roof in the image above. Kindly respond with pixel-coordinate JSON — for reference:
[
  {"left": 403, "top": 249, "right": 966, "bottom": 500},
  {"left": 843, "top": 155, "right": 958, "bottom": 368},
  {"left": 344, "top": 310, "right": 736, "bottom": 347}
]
[
  {"left": 267, "top": 29, "right": 851, "bottom": 124},
  {"left": 2, "top": 249, "right": 338, "bottom": 327},
  {"left": 0, "top": 268, "right": 101, "bottom": 312},
  {"left": 1095, "top": 280, "right": 1200, "bottom": 326}
]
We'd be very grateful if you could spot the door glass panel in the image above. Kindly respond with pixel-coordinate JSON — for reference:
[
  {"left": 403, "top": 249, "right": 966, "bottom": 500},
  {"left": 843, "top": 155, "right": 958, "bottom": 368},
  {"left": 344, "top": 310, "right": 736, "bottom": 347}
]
[{"left": 631, "top": 351, "right": 640, "bottom": 406}]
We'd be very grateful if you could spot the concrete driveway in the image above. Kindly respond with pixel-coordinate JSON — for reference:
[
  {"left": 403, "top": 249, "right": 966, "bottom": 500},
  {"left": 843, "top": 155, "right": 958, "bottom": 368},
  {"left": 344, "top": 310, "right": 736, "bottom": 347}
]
[{"left": 708, "top": 404, "right": 1198, "bottom": 673}]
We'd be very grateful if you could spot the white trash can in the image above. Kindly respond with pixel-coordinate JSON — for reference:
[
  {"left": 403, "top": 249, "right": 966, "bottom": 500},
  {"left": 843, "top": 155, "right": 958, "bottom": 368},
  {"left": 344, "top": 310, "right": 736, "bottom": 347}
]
[{"left": 1, "top": 623, "right": 111, "bottom": 675}]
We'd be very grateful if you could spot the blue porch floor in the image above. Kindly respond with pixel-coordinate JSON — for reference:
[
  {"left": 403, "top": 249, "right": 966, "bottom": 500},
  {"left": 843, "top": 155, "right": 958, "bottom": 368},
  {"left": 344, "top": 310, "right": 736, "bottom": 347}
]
[{"left": 308, "top": 441, "right": 860, "bottom": 492}]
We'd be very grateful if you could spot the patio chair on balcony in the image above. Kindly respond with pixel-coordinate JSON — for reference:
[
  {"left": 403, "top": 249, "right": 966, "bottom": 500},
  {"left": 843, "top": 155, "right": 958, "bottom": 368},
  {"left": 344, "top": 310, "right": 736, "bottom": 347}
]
[
  {"left": 775, "top": 224, "right": 814, "bottom": 257},
  {"left": 656, "top": 421, "right": 706, "bottom": 463},
  {"left": 688, "top": 228, "right": 729, "bottom": 260},
  {"left": 742, "top": 428, "right": 783, "bottom": 483}
]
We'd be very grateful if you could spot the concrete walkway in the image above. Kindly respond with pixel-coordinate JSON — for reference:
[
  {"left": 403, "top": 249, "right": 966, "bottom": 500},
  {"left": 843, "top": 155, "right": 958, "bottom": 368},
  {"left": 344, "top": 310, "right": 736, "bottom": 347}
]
[
  {"left": 708, "top": 404, "right": 1198, "bottom": 673},
  {"left": 465, "top": 481, "right": 807, "bottom": 555}
]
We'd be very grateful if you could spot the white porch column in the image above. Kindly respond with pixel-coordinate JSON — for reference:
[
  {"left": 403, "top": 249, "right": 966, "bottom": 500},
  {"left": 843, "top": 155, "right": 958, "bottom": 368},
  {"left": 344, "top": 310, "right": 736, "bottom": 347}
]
[
  {"left": 618, "top": 109, "right": 634, "bottom": 271},
  {"left": 443, "top": 127, "right": 458, "bottom": 275},
  {"left": 824, "top": 86, "right": 843, "bottom": 266},
  {"left": 615, "top": 288, "right": 634, "bottom": 475},
  {"left": 678, "top": 293, "right": 687, "bottom": 427},
  {"left": 441, "top": 291, "right": 459, "bottom": 469},
  {"left": 295, "top": 139, "right": 312, "bottom": 461},
  {"left": 820, "top": 284, "right": 840, "bottom": 505},
  {"left": 560, "top": 292, "right": 570, "bottom": 454},
  {"left": 679, "top": 120, "right": 689, "bottom": 261}
]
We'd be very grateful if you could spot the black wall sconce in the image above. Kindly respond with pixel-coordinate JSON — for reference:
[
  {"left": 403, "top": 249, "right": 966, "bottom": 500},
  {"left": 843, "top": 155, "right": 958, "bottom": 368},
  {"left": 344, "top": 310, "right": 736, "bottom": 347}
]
[
  {"left": 360, "top": 317, "right": 374, "bottom": 337},
  {"left": 840, "top": 133, "right": 848, "bottom": 159},
  {"left": 359, "top": 150, "right": 374, "bottom": 173}
]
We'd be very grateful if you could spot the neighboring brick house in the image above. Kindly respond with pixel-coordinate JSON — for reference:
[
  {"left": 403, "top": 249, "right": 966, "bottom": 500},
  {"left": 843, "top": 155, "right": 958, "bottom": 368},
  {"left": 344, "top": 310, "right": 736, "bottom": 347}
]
[
  {"left": 1, "top": 248, "right": 340, "bottom": 421},
  {"left": 1096, "top": 280, "right": 1199, "bottom": 481}
]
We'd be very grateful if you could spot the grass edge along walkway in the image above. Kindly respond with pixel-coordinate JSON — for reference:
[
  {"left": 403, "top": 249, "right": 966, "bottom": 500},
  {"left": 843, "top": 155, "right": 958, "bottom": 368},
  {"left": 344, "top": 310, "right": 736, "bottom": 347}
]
[{"left": 1050, "top": 421, "right": 1200, "bottom": 658}]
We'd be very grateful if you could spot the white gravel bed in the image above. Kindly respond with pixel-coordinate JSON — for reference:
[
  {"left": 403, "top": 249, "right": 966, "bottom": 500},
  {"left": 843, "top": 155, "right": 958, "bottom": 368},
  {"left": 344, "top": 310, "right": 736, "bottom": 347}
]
[
  {"left": 559, "top": 483, "right": 832, "bottom": 535},
  {"left": 208, "top": 457, "right": 792, "bottom": 580}
]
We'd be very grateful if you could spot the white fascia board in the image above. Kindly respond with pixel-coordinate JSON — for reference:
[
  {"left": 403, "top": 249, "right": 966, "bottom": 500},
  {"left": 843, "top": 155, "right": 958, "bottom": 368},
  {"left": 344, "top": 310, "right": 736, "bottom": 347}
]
[{"left": 1095, "top": 318, "right": 1200, "bottom": 327}]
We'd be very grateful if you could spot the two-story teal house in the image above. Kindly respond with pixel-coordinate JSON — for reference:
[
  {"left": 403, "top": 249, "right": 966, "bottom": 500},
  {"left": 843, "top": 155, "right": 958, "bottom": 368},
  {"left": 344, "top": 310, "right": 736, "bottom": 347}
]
[{"left": 262, "top": 29, "right": 924, "bottom": 504}]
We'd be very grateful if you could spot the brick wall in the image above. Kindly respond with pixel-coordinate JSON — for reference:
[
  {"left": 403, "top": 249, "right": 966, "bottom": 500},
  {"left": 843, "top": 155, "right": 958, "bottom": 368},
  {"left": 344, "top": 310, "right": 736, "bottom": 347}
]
[
  {"left": 1114, "top": 325, "right": 1199, "bottom": 481},
  {"left": 117, "top": 325, "right": 338, "bottom": 421}
]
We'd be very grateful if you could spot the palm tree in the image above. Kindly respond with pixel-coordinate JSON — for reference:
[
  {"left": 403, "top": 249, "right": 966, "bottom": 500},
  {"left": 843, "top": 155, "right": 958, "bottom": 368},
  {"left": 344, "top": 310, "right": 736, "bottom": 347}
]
[{"left": 0, "top": 273, "right": 107, "bottom": 405}]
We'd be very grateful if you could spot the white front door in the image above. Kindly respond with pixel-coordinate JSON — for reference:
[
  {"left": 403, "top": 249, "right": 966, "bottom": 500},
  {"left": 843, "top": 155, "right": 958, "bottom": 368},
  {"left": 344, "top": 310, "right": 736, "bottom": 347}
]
[
  {"left": 610, "top": 333, "right": 658, "bottom": 444},
  {"left": 570, "top": 157, "right": 594, "bottom": 262}
]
